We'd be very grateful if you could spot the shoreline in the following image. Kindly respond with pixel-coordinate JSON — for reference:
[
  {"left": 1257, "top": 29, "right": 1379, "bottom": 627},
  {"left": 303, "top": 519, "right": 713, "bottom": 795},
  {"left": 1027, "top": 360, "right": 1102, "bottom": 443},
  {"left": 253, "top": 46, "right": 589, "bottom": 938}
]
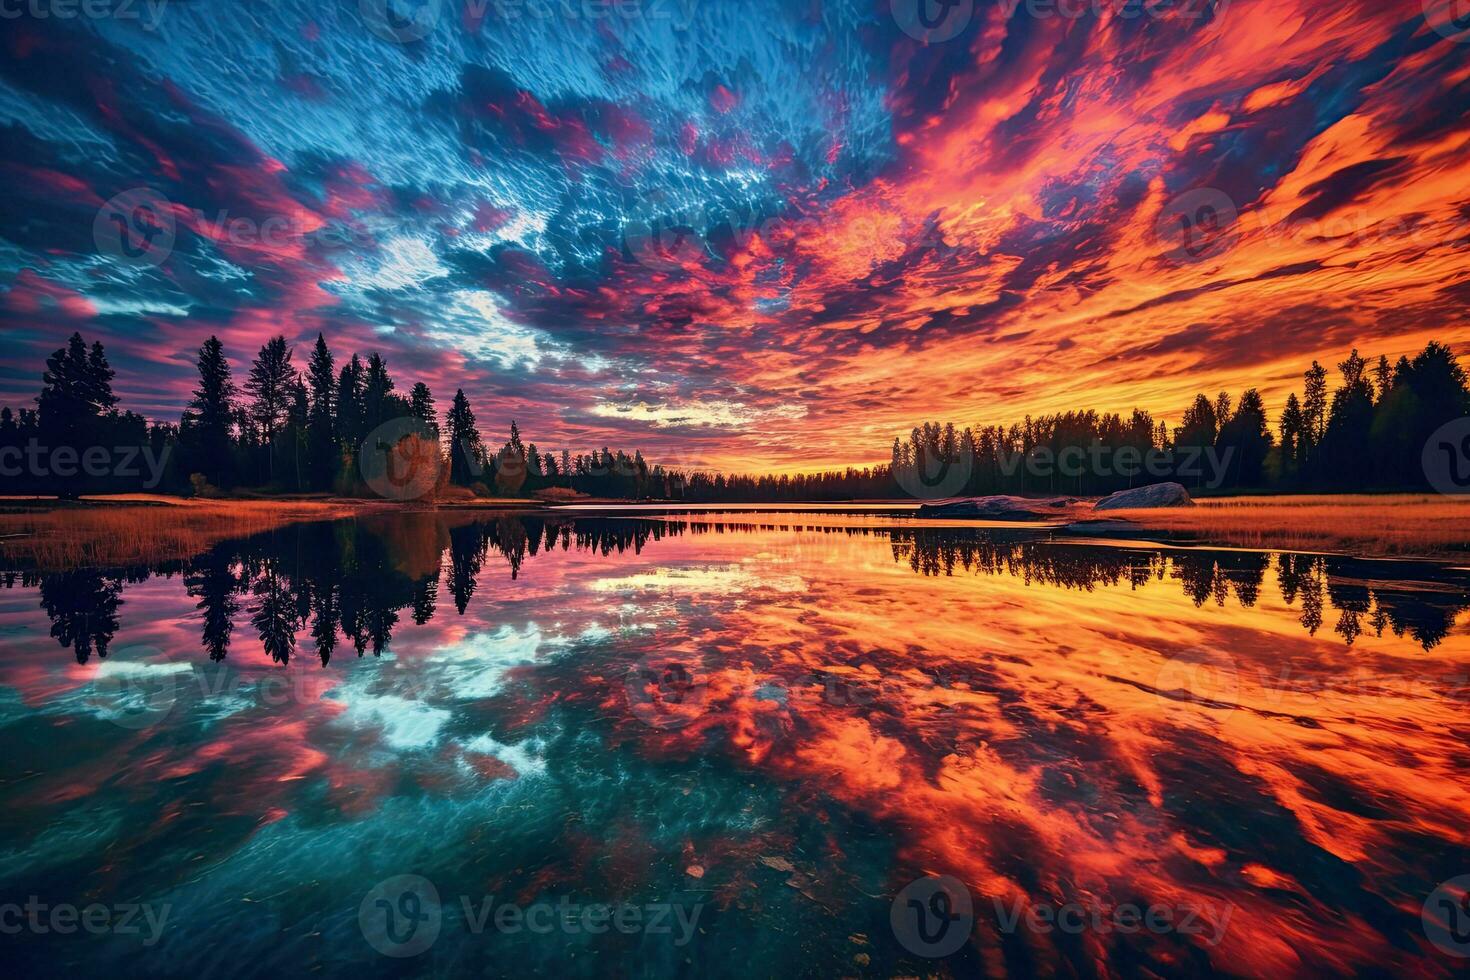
[{"left": 3, "top": 492, "right": 1469, "bottom": 570}]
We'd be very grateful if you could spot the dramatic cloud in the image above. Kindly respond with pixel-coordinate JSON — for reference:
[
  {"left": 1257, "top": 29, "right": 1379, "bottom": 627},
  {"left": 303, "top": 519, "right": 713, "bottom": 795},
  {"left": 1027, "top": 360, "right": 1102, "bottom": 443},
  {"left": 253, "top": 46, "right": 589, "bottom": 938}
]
[{"left": 1, "top": 1, "right": 1467, "bottom": 471}]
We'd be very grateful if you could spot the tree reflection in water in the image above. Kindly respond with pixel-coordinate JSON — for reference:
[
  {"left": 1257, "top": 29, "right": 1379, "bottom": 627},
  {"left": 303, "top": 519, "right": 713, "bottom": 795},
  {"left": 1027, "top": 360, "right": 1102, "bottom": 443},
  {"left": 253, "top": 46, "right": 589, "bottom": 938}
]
[{"left": 6, "top": 515, "right": 1470, "bottom": 665}]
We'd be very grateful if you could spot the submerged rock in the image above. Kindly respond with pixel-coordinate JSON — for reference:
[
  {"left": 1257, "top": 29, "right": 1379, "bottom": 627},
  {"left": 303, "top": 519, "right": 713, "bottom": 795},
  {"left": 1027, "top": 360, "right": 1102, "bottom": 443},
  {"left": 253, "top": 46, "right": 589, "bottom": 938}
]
[
  {"left": 1059, "top": 519, "right": 1164, "bottom": 540},
  {"left": 1093, "top": 482, "right": 1194, "bottom": 511},
  {"left": 917, "top": 495, "right": 1077, "bottom": 520}
]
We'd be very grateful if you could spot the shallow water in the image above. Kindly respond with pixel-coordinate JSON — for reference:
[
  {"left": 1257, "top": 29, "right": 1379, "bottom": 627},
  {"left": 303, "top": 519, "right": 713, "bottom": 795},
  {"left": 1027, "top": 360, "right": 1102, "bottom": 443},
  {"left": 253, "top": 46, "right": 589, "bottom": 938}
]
[{"left": 2, "top": 511, "right": 1469, "bottom": 977}]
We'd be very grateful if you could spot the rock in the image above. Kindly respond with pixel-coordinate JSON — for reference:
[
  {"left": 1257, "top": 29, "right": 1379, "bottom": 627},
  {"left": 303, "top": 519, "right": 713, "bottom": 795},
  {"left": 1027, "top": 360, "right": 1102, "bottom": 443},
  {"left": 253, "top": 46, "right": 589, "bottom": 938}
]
[
  {"left": 917, "top": 495, "right": 1078, "bottom": 520},
  {"left": 1060, "top": 520, "right": 1165, "bottom": 540},
  {"left": 1093, "top": 482, "right": 1194, "bottom": 511}
]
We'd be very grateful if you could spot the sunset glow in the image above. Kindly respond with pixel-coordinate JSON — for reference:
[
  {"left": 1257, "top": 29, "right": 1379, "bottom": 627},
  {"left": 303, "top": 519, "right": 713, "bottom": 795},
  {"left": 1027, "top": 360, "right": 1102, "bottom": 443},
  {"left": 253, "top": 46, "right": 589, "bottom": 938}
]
[{"left": 4, "top": 2, "right": 1468, "bottom": 470}]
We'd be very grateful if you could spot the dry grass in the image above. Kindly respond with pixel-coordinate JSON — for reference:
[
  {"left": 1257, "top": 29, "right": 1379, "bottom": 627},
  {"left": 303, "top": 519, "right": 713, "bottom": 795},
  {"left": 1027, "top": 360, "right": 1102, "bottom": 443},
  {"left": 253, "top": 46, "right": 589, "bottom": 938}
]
[
  {"left": 7, "top": 492, "right": 1469, "bottom": 570},
  {"left": 0, "top": 496, "right": 382, "bottom": 570},
  {"left": 1106, "top": 494, "right": 1470, "bottom": 559}
]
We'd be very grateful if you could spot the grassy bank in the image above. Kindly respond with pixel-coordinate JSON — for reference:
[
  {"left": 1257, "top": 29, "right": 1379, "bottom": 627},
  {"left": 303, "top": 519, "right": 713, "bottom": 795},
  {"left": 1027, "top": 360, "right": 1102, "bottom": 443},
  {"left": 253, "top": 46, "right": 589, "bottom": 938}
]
[
  {"left": 6, "top": 492, "right": 1470, "bottom": 570},
  {"left": 1102, "top": 494, "right": 1470, "bottom": 560},
  {"left": 0, "top": 497, "right": 389, "bottom": 569},
  {"left": 0, "top": 493, "right": 543, "bottom": 570}
]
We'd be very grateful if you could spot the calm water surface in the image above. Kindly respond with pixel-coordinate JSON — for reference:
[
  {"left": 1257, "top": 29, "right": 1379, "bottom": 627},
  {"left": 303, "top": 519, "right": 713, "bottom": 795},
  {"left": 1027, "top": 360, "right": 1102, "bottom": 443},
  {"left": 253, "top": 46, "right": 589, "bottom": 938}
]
[{"left": 2, "top": 511, "right": 1469, "bottom": 977}]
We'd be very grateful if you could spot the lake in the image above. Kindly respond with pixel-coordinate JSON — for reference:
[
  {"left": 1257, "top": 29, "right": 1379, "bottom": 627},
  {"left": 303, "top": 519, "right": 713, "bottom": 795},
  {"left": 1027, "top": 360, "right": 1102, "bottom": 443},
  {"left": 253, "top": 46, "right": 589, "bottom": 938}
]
[{"left": 3, "top": 510, "right": 1469, "bottom": 976}]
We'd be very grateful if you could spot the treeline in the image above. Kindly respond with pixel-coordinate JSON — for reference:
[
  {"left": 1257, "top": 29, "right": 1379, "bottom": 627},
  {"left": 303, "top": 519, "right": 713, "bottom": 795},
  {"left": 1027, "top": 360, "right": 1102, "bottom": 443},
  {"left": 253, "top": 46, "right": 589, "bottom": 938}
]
[
  {"left": 2, "top": 333, "right": 1466, "bottom": 501},
  {"left": 0, "top": 331, "right": 696, "bottom": 500},
  {"left": 879, "top": 341, "right": 1469, "bottom": 499},
  {"left": 12, "top": 517, "right": 1467, "bottom": 666}
]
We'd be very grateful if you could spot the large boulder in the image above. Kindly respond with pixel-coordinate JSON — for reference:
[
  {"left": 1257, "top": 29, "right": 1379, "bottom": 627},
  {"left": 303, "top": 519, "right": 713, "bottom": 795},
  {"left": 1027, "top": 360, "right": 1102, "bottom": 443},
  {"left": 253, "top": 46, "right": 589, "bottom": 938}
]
[
  {"left": 917, "top": 495, "right": 1077, "bottom": 520},
  {"left": 1093, "top": 482, "right": 1194, "bottom": 511}
]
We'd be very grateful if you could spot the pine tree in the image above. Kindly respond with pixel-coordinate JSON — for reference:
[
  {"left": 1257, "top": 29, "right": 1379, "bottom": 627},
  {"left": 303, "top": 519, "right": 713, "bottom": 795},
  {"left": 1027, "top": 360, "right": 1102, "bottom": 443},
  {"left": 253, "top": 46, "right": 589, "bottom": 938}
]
[
  {"left": 1320, "top": 349, "right": 1376, "bottom": 486},
  {"left": 410, "top": 382, "right": 437, "bottom": 436},
  {"left": 185, "top": 336, "right": 238, "bottom": 488},
  {"left": 1220, "top": 388, "right": 1271, "bottom": 487},
  {"left": 1175, "top": 394, "right": 1218, "bottom": 489},
  {"left": 446, "top": 389, "right": 484, "bottom": 486},
  {"left": 251, "top": 565, "right": 297, "bottom": 665},
  {"left": 286, "top": 380, "right": 309, "bottom": 491},
  {"left": 244, "top": 336, "right": 295, "bottom": 476},
  {"left": 306, "top": 334, "right": 336, "bottom": 490},
  {"left": 508, "top": 419, "right": 526, "bottom": 463},
  {"left": 363, "top": 353, "right": 395, "bottom": 434},
  {"left": 1302, "top": 360, "right": 1328, "bottom": 444},
  {"left": 1279, "top": 393, "right": 1304, "bottom": 478},
  {"left": 86, "top": 341, "right": 118, "bottom": 412},
  {"left": 188, "top": 549, "right": 238, "bottom": 662},
  {"left": 336, "top": 354, "right": 366, "bottom": 452},
  {"left": 1372, "top": 354, "right": 1393, "bottom": 404},
  {"left": 37, "top": 333, "right": 94, "bottom": 444}
]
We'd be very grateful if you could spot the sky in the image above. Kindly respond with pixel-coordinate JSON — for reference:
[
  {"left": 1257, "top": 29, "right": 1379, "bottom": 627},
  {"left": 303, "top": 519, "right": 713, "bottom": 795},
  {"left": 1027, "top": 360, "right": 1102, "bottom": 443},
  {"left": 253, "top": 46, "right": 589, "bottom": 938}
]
[{"left": 1, "top": 0, "right": 1468, "bottom": 474}]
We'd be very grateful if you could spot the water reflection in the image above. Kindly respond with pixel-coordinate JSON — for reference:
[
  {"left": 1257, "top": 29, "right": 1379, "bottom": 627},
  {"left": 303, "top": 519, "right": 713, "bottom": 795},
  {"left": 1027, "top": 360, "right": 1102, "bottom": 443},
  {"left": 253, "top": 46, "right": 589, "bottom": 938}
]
[
  {"left": 8, "top": 516, "right": 1470, "bottom": 664},
  {"left": 2, "top": 514, "right": 1469, "bottom": 976}
]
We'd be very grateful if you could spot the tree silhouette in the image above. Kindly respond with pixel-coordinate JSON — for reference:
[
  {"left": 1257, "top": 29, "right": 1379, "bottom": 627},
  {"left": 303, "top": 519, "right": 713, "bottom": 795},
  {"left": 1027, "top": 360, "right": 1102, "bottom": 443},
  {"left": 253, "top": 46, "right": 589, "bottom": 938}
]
[
  {"left": 1218, "top": 388, "right": 1272, "bottom": 487},
  {"left": 410, "top": 382, "right": 437, "bottom": 437},
  {"left": 1300, "top": 360, "right": 1329, "bottom": 476},
  {"left": 1279, "top": 393, "right": 1304, "bottom": 480},
  {"left": 336, "top": 353, "right": 365, "bottom": 454},
  {"left": 188, "top": 548, "right": 239, "bottom": 662},
  {"left": 244, "top": 336, "right": 295, "bottom": 481},
  {"left": 38, "top": 569, "right": 121, "bottom": 663},
  {"left": 306, "top": 333, "right": 337, "bottom": 491},
  {"left": 182, "top": 336, "right": 238, "bottom": 489},
  {"left": 251, "top": 563, "right": 298, "bottom": 665},
  {"left": 447, "top": 389, "right": 485, "bottom": 487},
  {"left": 36, "top": 333, "right": 119, "bottom": 497}
]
